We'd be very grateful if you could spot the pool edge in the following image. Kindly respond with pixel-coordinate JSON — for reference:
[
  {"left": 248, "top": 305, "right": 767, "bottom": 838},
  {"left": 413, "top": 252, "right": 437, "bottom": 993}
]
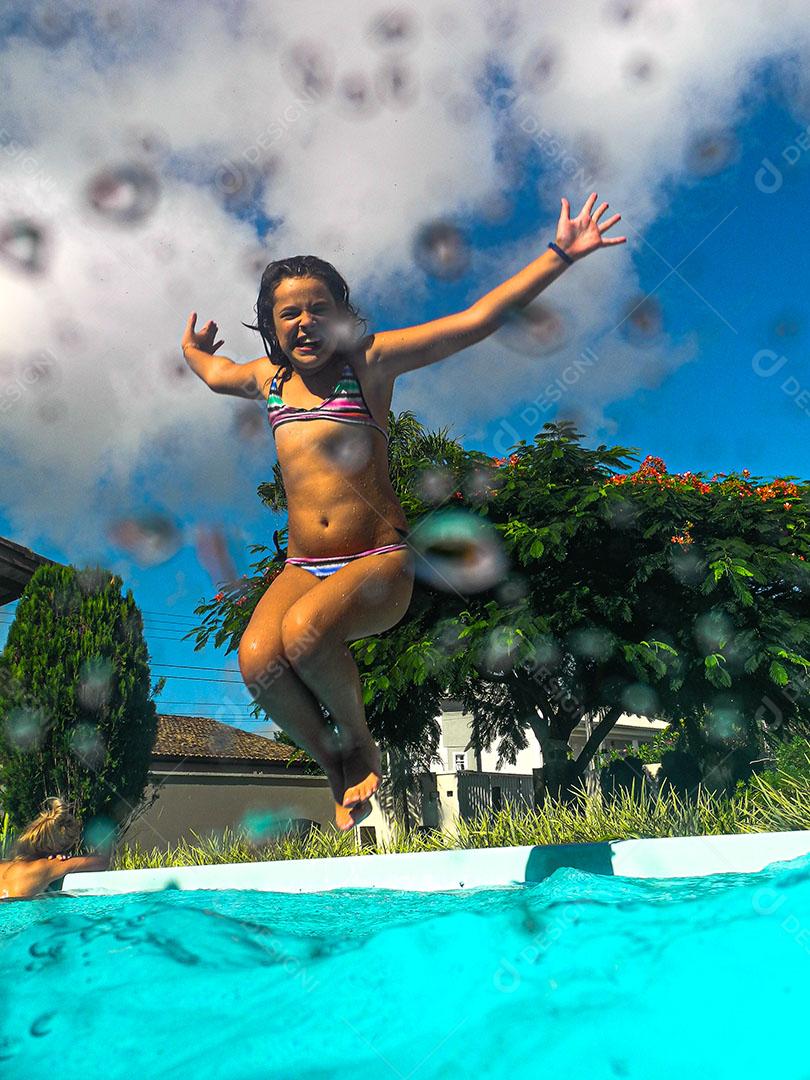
[{"left": 61, "top": 829, "right": 810, "bottom": 896}]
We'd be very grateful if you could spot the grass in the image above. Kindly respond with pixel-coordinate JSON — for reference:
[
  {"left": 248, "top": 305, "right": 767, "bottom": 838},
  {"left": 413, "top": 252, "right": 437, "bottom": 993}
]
[
  {"left": 3, "top": 771, "right": 808, "bottom": 870},
  {"left": 110, "top": 771, "right": 810, "bottom": 869}
]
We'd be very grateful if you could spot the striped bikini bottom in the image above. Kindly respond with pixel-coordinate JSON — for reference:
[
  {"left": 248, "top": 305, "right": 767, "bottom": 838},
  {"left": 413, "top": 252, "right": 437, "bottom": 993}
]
[{"left": 281, "top": 527, "right": 411, "bottom": 580}]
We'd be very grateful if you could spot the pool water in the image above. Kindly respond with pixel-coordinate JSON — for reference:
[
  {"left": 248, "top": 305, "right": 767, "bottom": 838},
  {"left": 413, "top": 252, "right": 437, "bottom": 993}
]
[{"left": 2, "top": 852, "right": 810, "bottom": 1079}]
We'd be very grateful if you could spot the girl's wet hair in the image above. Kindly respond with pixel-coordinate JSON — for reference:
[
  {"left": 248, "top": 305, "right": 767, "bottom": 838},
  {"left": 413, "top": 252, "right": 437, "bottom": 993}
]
[
  {"left": 242, "top": 255, "right": 368, "bottom": 398},
  {"left": 11, "top": 796, "right": 82, "bottom": 861}
]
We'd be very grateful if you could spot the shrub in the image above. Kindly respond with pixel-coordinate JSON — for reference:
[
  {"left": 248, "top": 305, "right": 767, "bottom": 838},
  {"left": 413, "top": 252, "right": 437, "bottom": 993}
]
[{"left": 0, "top": 563, "right": 159, "bottom": 835}]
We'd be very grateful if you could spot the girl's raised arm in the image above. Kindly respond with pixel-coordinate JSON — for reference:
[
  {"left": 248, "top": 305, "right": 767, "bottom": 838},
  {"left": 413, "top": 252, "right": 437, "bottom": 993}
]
[{"left": 366, "top": 192, "right": 625, "bottom": 383}]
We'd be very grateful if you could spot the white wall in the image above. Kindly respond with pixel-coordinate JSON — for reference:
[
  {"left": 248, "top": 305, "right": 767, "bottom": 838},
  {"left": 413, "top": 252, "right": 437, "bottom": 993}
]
[{"left": 436, "top": 706, "right": 669, "bottom": 776}]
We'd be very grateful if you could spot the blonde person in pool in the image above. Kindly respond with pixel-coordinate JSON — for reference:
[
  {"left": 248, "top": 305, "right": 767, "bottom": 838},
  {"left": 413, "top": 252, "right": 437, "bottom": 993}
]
[
  {"left": 0, "top": 797, "right": 110, "bottom": 900},
  {"left": 181, "top": 192, "right": 625, "bottom": 832}
]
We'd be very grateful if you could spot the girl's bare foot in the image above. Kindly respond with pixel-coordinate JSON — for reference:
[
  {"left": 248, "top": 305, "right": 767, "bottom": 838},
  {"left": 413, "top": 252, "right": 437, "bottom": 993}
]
[
  {"left": 334, "top": 798, "right": 372, "bottom": 832},
  {"left": 341, "top": 738, "right": 382, "bottom": 808}
]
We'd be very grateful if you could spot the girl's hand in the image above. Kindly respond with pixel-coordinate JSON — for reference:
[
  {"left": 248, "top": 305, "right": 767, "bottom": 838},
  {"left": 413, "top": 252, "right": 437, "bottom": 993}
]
[
  {"left": 554, "top": 192, "right": 626, "bottom": 262},
  {"left": 181, "top": 311, "right": 225, "bottom": 356}
]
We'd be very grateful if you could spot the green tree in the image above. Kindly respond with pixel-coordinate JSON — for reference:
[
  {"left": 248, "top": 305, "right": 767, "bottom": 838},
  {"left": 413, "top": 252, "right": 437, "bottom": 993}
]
[
  {"left": 186, "top": 414, "right": 810, "bottom": 804},
  {"left": 0, "top": 563, "right": 161, "bottom": 833},
  {"left": 359, "top": 422, "right": 810, "bottom": 799}
]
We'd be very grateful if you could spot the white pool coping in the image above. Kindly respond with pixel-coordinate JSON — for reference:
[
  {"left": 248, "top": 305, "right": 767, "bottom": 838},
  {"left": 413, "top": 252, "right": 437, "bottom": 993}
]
[{"left": 61, "top": 829, "right": 810, "bottom": 896}]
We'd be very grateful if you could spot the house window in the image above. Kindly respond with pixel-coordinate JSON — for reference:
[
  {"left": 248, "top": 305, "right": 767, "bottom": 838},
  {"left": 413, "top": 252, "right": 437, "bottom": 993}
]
[{"left": 454, "top": 753, "right": 466, "bottom": 772}]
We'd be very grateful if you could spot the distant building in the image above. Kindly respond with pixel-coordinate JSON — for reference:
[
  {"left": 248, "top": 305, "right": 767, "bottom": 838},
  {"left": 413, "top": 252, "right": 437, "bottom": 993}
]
[
  {"left": 361, "top": 698, "right": 670, "bottom": 846},
  {"left": 124, "top": 714, "right": 335, "bottom": 848}
]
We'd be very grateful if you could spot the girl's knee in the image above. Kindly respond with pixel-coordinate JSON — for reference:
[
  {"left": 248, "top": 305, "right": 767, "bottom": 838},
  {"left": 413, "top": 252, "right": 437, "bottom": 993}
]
[
  {"left": 238, "top": 641, "right": 290, "bottom": 699},
  {"left": 279, "top": 611, "right": 326, "bottom": 666}
]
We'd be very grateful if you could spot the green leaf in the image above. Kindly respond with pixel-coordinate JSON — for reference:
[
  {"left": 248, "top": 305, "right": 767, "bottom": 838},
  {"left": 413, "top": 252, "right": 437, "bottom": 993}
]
[
  {"left": 769, "top": 661, "right": 789, "bottom": 686},
  {"left": 529, "top": 539, "right": 545, "bottom": 558}
]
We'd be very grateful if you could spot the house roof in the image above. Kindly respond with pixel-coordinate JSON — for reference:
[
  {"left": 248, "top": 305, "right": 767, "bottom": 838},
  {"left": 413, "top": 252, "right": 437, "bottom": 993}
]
[
  {"left": 0, "top": 535, "right": 63, "bottom": 607},
  {"left": 153, "top": 713, "right": 306, "bottom": 766}
]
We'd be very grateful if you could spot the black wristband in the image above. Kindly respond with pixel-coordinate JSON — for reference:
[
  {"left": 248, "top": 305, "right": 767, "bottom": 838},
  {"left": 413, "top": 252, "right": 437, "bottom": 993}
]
[{"left": 548, "top": 241, "right": 574, "bottom": 265}]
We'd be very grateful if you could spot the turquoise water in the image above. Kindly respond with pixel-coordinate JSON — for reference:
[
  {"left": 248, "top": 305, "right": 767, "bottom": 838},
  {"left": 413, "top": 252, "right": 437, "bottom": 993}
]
[{"left": 2, "top": 853, "right": 810, "bottom": 1079}]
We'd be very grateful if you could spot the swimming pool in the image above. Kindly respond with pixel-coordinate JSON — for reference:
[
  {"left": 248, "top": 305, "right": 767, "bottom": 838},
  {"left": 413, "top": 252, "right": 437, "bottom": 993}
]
[{"left": 2, "top": 844, "right": 810, "bottom": 1079}]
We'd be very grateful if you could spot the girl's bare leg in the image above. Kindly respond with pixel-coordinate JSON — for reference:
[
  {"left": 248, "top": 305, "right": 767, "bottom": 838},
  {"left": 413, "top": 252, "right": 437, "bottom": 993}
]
[
  {"left": 244, "top": 664, "right": 371, "bottom": 830},
  {"left": 280, "top": 550, "right": 415, "bottom": 809},
  {"left": 238, "top": 566, "right": 372, "bottom": 830}
]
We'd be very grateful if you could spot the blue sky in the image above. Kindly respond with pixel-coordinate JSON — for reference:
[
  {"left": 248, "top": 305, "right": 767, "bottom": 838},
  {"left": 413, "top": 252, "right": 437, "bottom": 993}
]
[{"left": 2, "top": 5, "right": 809, "bottom": 733}]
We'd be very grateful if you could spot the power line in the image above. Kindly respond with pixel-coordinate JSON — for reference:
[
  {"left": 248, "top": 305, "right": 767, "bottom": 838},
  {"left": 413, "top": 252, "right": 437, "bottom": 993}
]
[
  {"left": 155, "top": 699, "right": 257, "bottom": 708},
  {"left": 151, "top": 673, "right": 244, "bottom": 684}
]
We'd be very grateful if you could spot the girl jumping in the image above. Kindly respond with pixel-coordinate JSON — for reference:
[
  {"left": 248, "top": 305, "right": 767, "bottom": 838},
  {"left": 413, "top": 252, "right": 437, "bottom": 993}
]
[{"left": 181, "top": 192, "right": 625, "bottom": 831}]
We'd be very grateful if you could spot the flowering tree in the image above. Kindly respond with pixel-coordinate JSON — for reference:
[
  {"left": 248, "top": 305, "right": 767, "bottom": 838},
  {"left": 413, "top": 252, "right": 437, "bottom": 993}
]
[
  {"left": 186, "top": 415, "right": 810, "bottom": 802},
  {"left": 356, "top": 422, "right": 810, "bottom": 798}
]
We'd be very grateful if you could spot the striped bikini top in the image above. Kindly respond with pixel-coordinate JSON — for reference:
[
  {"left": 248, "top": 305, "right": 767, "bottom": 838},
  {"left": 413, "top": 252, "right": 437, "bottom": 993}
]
[{"left": 266, "top": 361, "right": 388, "bottom": 442}]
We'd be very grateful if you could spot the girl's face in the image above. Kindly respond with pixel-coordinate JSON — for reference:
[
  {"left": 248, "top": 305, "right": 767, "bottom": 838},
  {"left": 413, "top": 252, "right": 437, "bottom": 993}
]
[{"left": 271, "top": 276, "right": 347, "bottom": 372}]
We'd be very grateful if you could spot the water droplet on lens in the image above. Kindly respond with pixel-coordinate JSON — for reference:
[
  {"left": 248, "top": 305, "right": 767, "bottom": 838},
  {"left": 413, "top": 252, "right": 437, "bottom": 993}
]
[
  {"left": 4, "top": 706, "right": 48, "bottom": 751},
  {"left": 434, "top": 620, "right": 466, "bottom": 657},
  {"left": 526, "top": 634, "right": 561, "bottom": 670},
  {"left": 620, "top": 295, "right": 662, "bottom": 346},
  {"left": 462, "top": 463, "right": 503, "bottom": 503},
  {"left": 621, "top": 682, "right": 659, "bottom": 715},
  {"left": 624, "top": 52, "right": 656, "bottom": 84},
  {"left": 479, "top": 191, "right": 512, "bottom": 223},
  {"left": 409, "top": 509, "right": 508, "bottom": 593},
  {"left": 77, "top": 657, "right": 115, "bottom": 712},
  {"left": 605, "top": 0, "right": 641, "bottom": 23},
  {"left": 213, "top": 160, "right": 263, "bottom": 213},
  {"left": 413, "top": 222, "right": 471, "bottom": 280},
  {"left": 415, "top": 466, "right": 456, "bottom": 505},
  {"left": 19, "top": 349, "right": 62, "bottom": 393},
  {"left": 31, "top": 5, "right": 77, "bottom": 47},
  {"left": 208, "top": 725, "right": 239, "bottom": 757},
  {"left": 240, "top": 809, "right": 287, "bottom": 844},
  {"left": 338, "top": 72, "right": 378, "bottom": 118},
  {"left": 705, "top": 701, "right": 741, "bottom": 744},
  {"left": 374, "top": 58, "right": 418, "bottom": 108},
  {"left": 480, "top": 626, "right": 520, "bottom": 673},
  {"left": 76, "top": 566, "right": 116, "bottom": 596},
  {"left": 495, "top": 575, "right": 527, "bottom": 605},
  {"left": 193, "top": 524, "right": 239, "bottom": 589},
  {"left": 235, "top": 404, "right": 266, "bottom": 442},
  {"left": 693, "top": 609, "right": 733, "bottom": 652},
  {"left": 320, "top": 434, "right": 373, "bottom": 474},
  {"left": 0, "top": 219, "right": 48, "bottom": 274},
  {"left": 84, "top": 815, "right": 117, "bottom": 853},
  {"left": 684, "top": 129, "right": 739, "bottom": 177},
  {"left": 280, "top": 43, "right": 334, "bottom": 98},
  {"left": 568, "top": 627, "right": 614, "bottom": 661},
  {"left": 69, "top": 723, "right": 106, "bottom": 771},
  {"left": 124, "top": 124, "right": 172, "bottom": 160},
  {"left": 497, "top": 300, "right": 567, "bottom": 356},
  {"left": 86, "top": 163, "right": 160, "bottom": 225},
  {"left": 106, "top": 513, "right": 183, "bottom": 567},
  {"left": 368, "top": 9, "right": 419, "bottom": 47},
  {"left": 769, "top": 311, "right": 802, "bottom": 340},
  {"left": 520, "top": 45, "right": 559, "bottom": 91}
]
